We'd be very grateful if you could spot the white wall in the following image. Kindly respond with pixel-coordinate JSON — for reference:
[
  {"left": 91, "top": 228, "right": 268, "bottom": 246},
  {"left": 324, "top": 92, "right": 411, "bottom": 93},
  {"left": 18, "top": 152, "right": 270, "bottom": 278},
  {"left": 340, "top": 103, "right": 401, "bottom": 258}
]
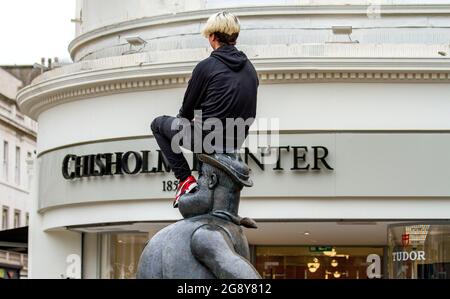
[
  {"left": 28, "top": 160, "right": 82, "bottom": 279},
  {"left": 75, "top": 0, "right": 450, "bottom": 36},
  {"left": 37, "top": 83, "right": 450, "bottom": 154},
  {"left": 70, "top": 0, "right": 450, "bottom": 61}
]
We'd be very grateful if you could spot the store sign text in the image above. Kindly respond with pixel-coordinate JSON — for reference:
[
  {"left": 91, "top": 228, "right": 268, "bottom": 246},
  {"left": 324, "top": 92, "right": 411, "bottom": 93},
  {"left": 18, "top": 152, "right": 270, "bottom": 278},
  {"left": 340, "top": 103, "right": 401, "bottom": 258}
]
[
  {"left": 62, "top": 146, "right": 334, "bottom": 180},
  {"left": 392, "top": 251, "right": 426, "bottom": 262}
]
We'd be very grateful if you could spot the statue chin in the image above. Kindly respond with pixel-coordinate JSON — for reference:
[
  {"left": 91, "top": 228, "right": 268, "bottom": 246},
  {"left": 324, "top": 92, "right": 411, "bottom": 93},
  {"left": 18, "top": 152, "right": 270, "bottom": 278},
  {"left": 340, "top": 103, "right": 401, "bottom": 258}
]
[{"left": 178, "top": 188, "right": 213, "bottom": 219}]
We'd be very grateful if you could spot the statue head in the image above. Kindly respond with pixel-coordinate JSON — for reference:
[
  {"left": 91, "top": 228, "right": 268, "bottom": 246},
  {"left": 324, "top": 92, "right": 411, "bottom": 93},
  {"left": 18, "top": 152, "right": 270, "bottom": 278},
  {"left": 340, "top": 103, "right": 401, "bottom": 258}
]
[{"left": 178, "top": 153, "right": 252, "bottom": 219}]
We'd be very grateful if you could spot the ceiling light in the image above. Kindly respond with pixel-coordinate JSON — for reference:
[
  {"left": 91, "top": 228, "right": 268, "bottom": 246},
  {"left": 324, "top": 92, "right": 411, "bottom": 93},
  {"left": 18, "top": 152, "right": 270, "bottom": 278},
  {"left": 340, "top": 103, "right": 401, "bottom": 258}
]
[
  {"left": 304, "top": 231, "right": 311, "bottom": 236},
  {"left": 307, "top": 258, "right": 320, "bottom": 273},
  {"left": 323, "top": 248, "right": 337, "bottom": 257},
  {"left": 331, "top": 260, "right": 338, "bottom": 267}
]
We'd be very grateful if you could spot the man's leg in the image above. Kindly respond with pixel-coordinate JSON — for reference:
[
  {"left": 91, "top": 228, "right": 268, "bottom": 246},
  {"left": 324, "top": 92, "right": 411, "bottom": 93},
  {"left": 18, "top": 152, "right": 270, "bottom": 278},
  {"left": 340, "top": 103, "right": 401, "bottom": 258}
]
[{"left": 151, "top": 116, "right": 192, "bottom": 181}]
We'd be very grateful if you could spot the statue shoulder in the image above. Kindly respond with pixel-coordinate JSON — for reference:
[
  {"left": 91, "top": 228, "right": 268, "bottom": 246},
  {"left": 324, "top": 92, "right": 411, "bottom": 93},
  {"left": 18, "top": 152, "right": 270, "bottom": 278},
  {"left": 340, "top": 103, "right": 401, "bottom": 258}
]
[{"left": 190, "top": 223, "right": 233, "bottom": 259}]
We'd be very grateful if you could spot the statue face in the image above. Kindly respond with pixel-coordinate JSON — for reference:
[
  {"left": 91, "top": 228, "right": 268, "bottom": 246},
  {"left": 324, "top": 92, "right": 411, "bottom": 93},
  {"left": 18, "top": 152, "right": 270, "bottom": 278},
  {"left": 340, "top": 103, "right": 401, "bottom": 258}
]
[{"left": 178, "top": 162, "right": 243, "bottom": 219}]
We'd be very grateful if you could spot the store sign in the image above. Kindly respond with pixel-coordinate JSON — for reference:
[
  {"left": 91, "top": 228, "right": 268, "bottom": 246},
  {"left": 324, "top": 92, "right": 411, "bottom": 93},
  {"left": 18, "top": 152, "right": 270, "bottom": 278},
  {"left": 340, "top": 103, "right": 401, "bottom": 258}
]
[
  {"left": 366, "top": 254, "right": 382, "bottom": 279},
  {"left": 37, "top": 132, "right": 450, "bottom": 214},
  {"left": 309, "top": 246, "right": 333, "bottom": 253},
  {"left": 392, "top": 251, "right": 426, "bottom": 262},
  {"left": 66, "top": 254, "right": 81, "bottom": 279},
  {"left": 61, "top": 146, "right": 334, "bottom": 180},
  {"left": 39, "top": 134, "right": 339, "bottom": 211}
]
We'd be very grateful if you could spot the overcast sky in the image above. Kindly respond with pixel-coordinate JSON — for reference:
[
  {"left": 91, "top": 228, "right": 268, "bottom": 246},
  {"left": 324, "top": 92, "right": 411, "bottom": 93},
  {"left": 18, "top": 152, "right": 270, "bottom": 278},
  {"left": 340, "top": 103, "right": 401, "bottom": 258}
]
[{"left": 0, "top": 0, "right": 75, "bottom": 65}]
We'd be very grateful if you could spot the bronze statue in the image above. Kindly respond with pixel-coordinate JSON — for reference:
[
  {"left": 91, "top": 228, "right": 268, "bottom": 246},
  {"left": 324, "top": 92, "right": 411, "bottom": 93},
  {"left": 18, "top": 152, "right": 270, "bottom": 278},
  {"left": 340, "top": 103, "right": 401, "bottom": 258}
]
[{"left": 137, "top": 153, "right": 261, "bottom": 279}]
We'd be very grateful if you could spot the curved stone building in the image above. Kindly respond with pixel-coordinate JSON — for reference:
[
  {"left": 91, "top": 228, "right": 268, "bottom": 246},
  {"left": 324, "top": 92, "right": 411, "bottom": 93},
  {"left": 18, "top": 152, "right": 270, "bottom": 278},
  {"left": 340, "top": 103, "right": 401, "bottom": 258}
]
[{"left": 18, "top": 0, "right": 450, "bottom": 279}]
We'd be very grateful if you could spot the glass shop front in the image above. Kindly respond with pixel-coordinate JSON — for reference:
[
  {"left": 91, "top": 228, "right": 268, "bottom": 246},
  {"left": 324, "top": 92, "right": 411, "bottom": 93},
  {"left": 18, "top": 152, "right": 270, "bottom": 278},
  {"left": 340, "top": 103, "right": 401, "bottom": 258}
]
[
  {"left": 255, "top": 246, "right": 384, "bottom": 279},
  {"left": 95, "top": 232, "right": 385, "bottom": 279},
  {"left": 92, "top": 221, "right": 450, "bottom": 279},
  {"left": 387, "top": 222, "right": 450, "bottom": 279}
]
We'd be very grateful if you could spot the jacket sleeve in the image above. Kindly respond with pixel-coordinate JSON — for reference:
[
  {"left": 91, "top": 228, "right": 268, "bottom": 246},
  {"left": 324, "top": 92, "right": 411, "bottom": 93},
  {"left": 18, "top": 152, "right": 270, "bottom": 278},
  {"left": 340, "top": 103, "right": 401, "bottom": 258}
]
[{"left": 177, "top": 62, "right": 208, "bottom": 121}]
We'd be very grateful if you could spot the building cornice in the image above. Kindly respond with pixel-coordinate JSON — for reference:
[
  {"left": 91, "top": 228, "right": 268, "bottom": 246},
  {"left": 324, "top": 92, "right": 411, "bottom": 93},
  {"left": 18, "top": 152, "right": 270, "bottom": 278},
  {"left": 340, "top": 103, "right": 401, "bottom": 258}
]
[
  {"left": 0, "top": 113, "right": 37, "bottom": 139},
  {"left": 69, "top": 4, "right": 450, "bottom": 60},
  {"left": 0, "top": 178, "right": 30, "bottom": 194},
  {"left": 17, "top": 57, "right": 450, "bottom": 120}
]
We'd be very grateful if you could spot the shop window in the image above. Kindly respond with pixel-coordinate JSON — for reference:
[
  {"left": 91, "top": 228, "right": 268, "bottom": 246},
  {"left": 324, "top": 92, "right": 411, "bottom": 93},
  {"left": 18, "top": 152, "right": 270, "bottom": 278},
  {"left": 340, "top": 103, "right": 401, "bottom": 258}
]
[
  {"left": 388, "top": 222, "right": 450, "bottom": 279},
  {"left": 26, "top": 152, "right": 32, "bottom": 189},
  {"left": 255, "top": 246, "right": 384, "bottom": 279},
  {"left": 15, "top": 146, "right": 20, "bottom": 185},
  {"left": 2, "top": 206, "right": 9, "bottom": 230},
  {"left": 14, "top": 210, "right": 20, "bottom": 228},
  {"left": 99, "top": 233, "right": 149, "bottom": 279},
  {"left": 3, "top": 141, "right": 8, "bottom": 181},
  {"left": 97, "top": 233, "right": 385, "bottom": 279}
]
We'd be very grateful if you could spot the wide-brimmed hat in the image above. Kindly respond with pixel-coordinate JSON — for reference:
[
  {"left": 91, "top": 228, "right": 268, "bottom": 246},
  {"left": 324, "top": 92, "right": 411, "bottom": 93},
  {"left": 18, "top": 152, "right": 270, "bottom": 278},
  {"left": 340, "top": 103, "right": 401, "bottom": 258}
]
[{"left": 198, "top": 153, "right": 253, "bottom": 187}]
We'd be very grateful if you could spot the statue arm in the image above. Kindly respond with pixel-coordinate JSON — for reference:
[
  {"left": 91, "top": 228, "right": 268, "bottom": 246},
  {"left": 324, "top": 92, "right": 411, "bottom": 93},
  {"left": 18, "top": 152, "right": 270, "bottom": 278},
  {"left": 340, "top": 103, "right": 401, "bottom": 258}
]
[{"left": 191, "top": 225, "right": 261, "bottom": 279}]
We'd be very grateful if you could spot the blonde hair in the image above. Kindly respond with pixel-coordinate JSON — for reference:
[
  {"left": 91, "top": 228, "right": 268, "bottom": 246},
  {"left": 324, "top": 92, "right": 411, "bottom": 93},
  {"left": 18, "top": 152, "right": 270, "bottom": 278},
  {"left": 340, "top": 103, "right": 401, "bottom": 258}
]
[{"left": 201, "top": 11, "right": 241, "bottom": 42}]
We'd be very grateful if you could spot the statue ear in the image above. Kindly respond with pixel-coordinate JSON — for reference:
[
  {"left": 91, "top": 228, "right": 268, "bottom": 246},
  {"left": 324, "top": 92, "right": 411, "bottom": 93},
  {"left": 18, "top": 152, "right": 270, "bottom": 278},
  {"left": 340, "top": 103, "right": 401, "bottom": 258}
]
[{"left": 208, "top": 173, "right": 218, "bottom": 189}]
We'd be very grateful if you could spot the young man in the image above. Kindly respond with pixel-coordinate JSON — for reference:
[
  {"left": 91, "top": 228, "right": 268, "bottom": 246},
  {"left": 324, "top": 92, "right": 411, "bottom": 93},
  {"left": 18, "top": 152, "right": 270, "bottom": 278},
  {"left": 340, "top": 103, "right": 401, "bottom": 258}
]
[{"left": 151, "top": 11, "right": 259, "bottom": 208}]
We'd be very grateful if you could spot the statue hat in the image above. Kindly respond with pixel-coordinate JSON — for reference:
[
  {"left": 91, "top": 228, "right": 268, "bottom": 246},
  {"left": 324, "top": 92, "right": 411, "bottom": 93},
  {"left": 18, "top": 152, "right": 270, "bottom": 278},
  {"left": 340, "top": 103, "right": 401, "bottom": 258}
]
[{"left": 198, "top": 153, "right": 253, "bottom": 187}]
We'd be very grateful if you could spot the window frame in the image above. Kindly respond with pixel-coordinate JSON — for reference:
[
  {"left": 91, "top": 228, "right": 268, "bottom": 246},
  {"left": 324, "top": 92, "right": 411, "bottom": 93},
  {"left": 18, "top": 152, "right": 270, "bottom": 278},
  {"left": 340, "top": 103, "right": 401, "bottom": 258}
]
[
  {"left": 2, "top": 206, "right": 9, "bottom": 230},
  {"left": 3, "top": 141, "right": 9, "bottom": 181},
  {"left": 13, "top": 209, "right": 21, "bottom": 228},
  {"left": 15, "top": 146, "right": 21, "bottom": 185}
]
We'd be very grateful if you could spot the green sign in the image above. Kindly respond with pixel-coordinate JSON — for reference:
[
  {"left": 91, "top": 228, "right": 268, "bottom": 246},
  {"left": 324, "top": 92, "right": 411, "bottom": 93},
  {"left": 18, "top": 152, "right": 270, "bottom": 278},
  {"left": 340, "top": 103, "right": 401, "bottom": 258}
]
[
  {"left": 0, "top": 268, "right": 5, "bottom": 279},
  {"left": 309, "top": 246, "right": 333, "bottom": 252}
]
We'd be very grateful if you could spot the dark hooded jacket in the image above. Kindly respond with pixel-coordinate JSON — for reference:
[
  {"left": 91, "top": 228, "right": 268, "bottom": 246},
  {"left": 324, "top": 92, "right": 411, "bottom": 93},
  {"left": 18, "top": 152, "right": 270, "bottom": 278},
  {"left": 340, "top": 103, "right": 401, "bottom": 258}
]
[{"left": 178, "top": 45, "right": 258, "bottom": 125}]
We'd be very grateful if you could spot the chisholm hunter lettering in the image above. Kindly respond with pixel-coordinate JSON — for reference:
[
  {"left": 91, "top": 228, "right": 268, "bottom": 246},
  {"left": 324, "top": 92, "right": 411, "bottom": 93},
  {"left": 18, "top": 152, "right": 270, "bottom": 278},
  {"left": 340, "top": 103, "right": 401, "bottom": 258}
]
[{"left": 62, "top": 146, "right": 334, "bottom": 180}]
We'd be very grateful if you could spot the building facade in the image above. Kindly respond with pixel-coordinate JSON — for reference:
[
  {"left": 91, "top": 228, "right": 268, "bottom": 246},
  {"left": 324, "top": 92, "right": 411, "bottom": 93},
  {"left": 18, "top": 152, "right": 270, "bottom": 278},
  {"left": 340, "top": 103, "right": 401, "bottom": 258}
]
[
  {"left": 17, "top": 0, "right": 450, "bottom": 279},
  {"left": 0, "top": 66, "right": 39, "bottom": 278}
]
